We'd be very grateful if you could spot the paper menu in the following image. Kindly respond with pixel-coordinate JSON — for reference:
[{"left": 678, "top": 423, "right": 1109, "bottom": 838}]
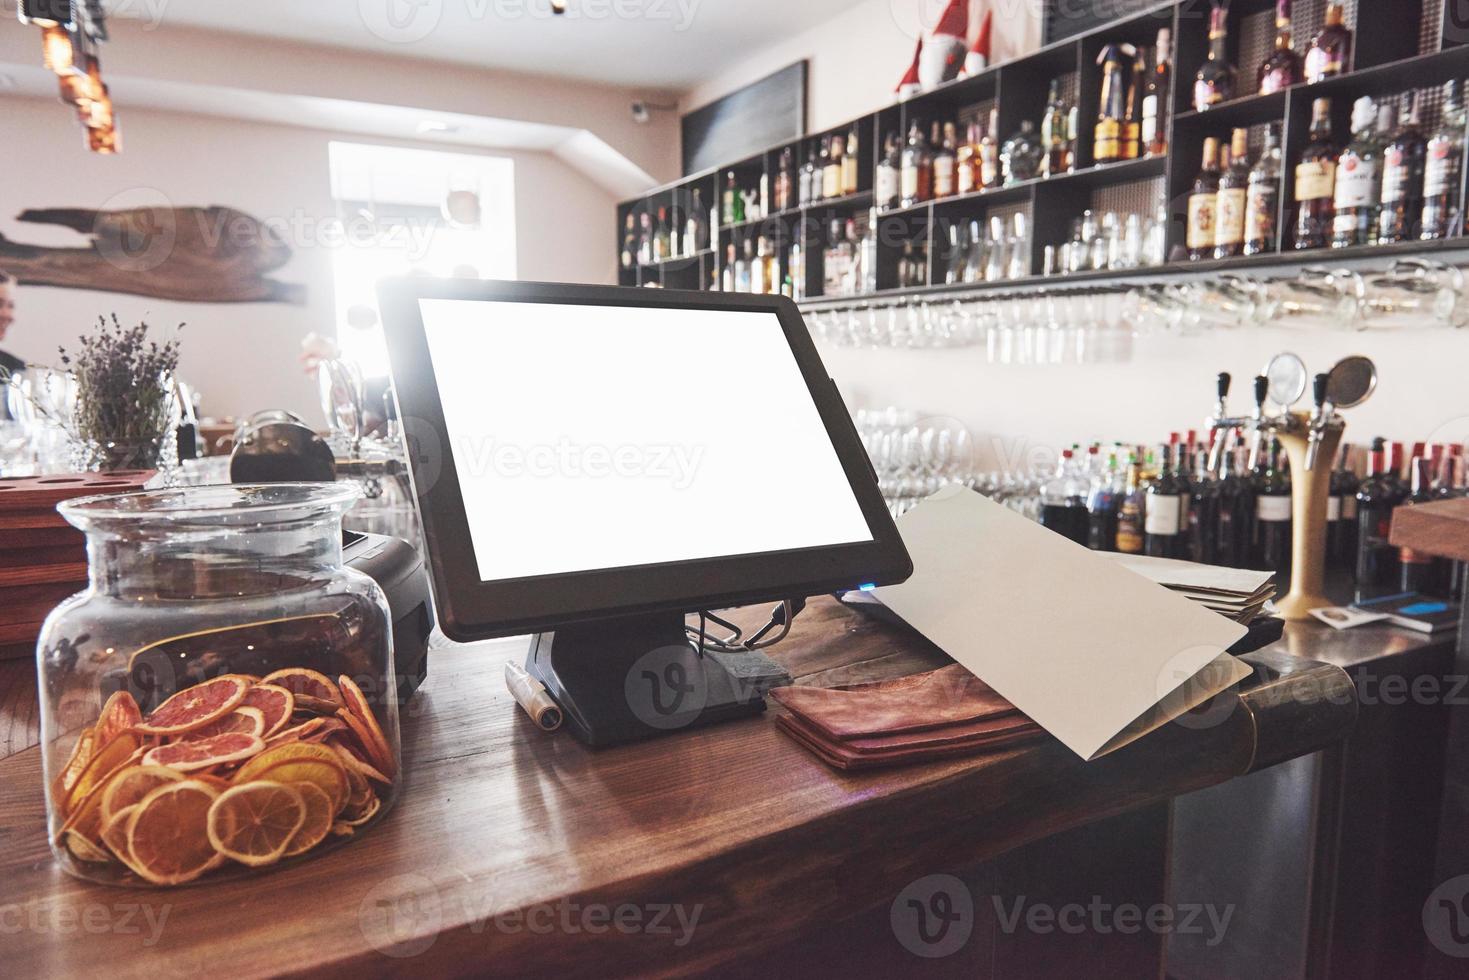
[{"left": 872, "top": 486, "right": 1250, "bottom": 761}]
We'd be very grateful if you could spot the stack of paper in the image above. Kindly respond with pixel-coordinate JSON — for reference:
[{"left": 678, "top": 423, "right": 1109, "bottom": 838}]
[{"left": 1103, "top": 553, "right": 1277, "bottom": 625}]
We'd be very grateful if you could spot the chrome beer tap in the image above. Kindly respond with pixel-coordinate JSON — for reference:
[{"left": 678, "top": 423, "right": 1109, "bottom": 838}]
[
  {"left": 1304, "top": 372, "right": 1335, "bottom": 472},
  {"left": 1204, "top": 371, "right": 1270, "bottom": 474}
]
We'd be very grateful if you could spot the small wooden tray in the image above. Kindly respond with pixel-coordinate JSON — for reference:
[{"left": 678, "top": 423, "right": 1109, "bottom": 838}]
[{"left": 0, "top": 471, "right": 153, "bottom": 514}]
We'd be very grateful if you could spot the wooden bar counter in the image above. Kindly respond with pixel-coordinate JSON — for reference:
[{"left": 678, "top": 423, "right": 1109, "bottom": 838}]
[{"left": 0, "top": 598, "right": 1357, "bottom": 978}]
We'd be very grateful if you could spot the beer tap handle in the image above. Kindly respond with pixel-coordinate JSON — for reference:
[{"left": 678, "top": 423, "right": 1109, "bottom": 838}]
[
  {"left": 1247, "top": 374, "right": 1269, "bottom": 470},
  {"left": 1207, "top": 372, "right": 1233, "bottom": 472},
  {"left": 1305, "top": 372, "right": 1330, "bottom": 471}
]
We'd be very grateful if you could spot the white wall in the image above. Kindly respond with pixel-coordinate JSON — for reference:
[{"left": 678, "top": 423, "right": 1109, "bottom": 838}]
[
  {"left": 679, "top": 1, "right": 1469, "bottom": 463},
  {"left": 0, "top": 97, "right": 618, "bottom": 424}
]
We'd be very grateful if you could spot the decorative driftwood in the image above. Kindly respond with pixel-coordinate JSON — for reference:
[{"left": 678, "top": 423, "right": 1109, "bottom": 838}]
[{"left": 0, "top": 206, "right": 306, "bottom": 304}]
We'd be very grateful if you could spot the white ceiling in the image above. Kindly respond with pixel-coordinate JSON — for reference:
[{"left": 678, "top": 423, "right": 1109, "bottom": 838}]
[{"left": 102, "top": 0, "right": 872, "bottom": 89}]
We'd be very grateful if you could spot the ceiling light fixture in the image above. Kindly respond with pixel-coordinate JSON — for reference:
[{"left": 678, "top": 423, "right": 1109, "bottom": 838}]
[
  {"left": 551, "top": 0, "right": 567, "bottom": 13},
  {"left": 17, "top": 0, "right": 119, "bottom": 153}
]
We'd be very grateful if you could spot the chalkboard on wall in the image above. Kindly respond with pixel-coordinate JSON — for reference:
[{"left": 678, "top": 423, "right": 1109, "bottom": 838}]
[{"left": 681, "top": 62, "right": 807, "bottom": 175}]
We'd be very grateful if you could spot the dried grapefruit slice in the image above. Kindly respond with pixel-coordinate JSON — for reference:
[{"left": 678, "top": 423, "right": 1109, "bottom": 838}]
[
  {"left": 236, "top": 742, "right": 349, "bottom": 813},
  {"left": 64, "top": 731, "right": 140, "bottom": 815},
  {"left": 143, "top": 733, "right": 265, "bottom": 772},
  {"left": 282, "top": 782, "right": 334, "bottom": 857},
  {"left": 100, "top": 805, "right": 139, "bottom": 865},
  {"left": 206, "top": 781, "right": 305, "bottom": 867},
  {"left": 184, "top": 706, "right": 266, "bottom": 740},
  {"left": 337, "top": 675, "right": 396, "bottom": 777},
  {"left": 329, "top": 739, "right": 391, "bottom": 786},
  {"left": 94, "top": 691, "right": 142, "bottom": 745},
  {"left": 126, "top": 780, "right": 224, "bottom": 885},
  {"left": 100, "top": 765, "right": 183, "bottom": 823},
  {"left": 241, "top": 684, "right": 295, "bottom": 736},
  {"left": 134, "top": 676, "right": 249, "bottom": 736},
  {"left": 260, "top": 668, "right": 343, "bottom": 711}
]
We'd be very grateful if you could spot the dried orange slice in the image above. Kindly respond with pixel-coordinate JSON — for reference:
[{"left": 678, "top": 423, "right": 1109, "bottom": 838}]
[
  {"left": 100, "top": 804, "right": 139, "bottom": 865},
  {"left": 100, "top": 765, "right": 183, "bottom": 823},
  {"left": 206, "top": 781, "right": 305, "bottom": 867},
  {"left": 94, "top": 691, "right": 142, "bottom": 745},
  {"left": 64, "top": 731, "right": 140, "bottom": 815},
  {"left": 236, "top": 742, "right": 349, "bottom": 813},
  {"left": 336, "top": 794, "right": 381, "bottom": 828},
  {"left": 283, "top": 783, "right": 334, "bottom": 857},
  {"left": 51, "top": 726, "right": 95, "bottom": 815},
  {"left": 260, "top": 668, "right": 343, "bottom": 711},
  {"left": 191, "top": 773, "right": 232, "bottom": 792},
  {"left": 126, "top": 780, "right": 224, "bottom": 885},
  {"left": 337, "top": 675, "right": 396, "bottom": 777},
  {"left": 241, "top": 684, "right": 295, "bottom": 736},
  {"left": 134, "top": 676, "right": 249, "bottom": 736},
  {"left": 63, "top": 828, "right": 112, "bottom": 863},
  {"left": 329, "top": 739, "right": 391, "bottom": 786},
  {"left": 143, "top": 733, "right": 264, "bottom": 772},
  {"left": 184, "top": 706, "right": 266, "bottom": 740}
]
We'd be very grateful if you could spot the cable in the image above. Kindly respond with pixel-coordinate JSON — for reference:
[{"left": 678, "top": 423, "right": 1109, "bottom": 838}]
[{"left": 686, "top": 598, "right": 806, "bottom": 653}]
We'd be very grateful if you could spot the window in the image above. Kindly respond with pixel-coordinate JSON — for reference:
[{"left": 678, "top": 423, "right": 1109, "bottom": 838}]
[{"left": 327, "top": 141, "right": 516, "bottom": 377}]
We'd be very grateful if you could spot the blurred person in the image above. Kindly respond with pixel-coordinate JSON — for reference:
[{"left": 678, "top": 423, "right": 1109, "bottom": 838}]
[{"left": 0, "top": 271, "right": 24, "bottom": 421}]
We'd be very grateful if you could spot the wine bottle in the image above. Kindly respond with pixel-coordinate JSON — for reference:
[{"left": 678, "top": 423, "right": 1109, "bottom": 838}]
[
  {"left": 1040, "top": 449, "right": 1090, "bottom": 545},
  {"left": 1187, "top": 137, "right": 1222, "bottom": 261},
  {"left": 1327, "top": 443, "right": 1359, "bottom": 569},
  {"left": 1217, "top": 436, "right": 1257, "bottom": 567},
  {"left": 1354, "top": 446, "right": 1405, "bottom": 591},
  {"left": 1422, "top": 80, "right": 1466, "bottom": 241},
  {"left": 1254, "top": 438, "right": 1293, "bottom": 581},
  {"left": 1244, "top": 123, "right": 1283, "bottom": 255},
  {"left": 1331, "top": 96, "right": 1381, "bottom": 248},
  {"left": 1188, "top": 448, "right": 1221, "bottom": 564},
  {"left": 1257, "top": 0, "right": 1301, "bottom": 96},
  {"left": 1305, "top": 2, "right": 1352, "bottom": 82},
  {"left": 1116, "top": 462, "right": 1146, "bottom": 554},
  {"left": 1293, "top": 98, "right": 1338, "bottom": 250},
  {"left": 1399, "top": 457, "right": 1451, "bottom": 594},
  {"left": 1145, "top": 444, "right": 1186, "bottom": 558},
  {"left": 1378, "top": 93, "right": 1427, "bottom": 244},
  {"left": 1214, "top": 127, "right": 1251, "bottom": 259},
  {"left": 1193, "top": 3, "right": 1236, "bottom": 112}
]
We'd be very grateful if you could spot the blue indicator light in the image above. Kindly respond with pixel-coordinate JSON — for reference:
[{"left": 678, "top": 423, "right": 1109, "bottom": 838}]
[{"left": 859, "top": 583, "right": 877, "bottom": 591}]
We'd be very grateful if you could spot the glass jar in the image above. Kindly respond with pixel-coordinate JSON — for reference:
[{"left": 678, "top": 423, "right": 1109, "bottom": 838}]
[{"left": 38, "top": 483, "right": 399, "bottom": 887}]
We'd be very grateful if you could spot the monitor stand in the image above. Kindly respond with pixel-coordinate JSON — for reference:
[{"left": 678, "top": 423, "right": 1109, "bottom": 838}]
[{"left": 525, "top": 611, "right": 766, "bottom": 747}]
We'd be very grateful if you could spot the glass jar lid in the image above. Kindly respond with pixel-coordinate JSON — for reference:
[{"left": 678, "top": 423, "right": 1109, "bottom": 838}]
[{"left": 58, "top": 482, "right": 362, "bottom": 532}]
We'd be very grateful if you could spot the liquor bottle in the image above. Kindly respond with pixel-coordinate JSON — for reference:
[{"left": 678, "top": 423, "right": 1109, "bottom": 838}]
[
  {"left": 1087, "top": 450, "right": 1124, "bottom": 552},
  {"left": 1423, "top": 81, "right": 1467, "bottom": 240},
  {"left": 1215, "top": 128, "right": 1251, "bottom": 259},
  {"left": 1254, "top": 438, "right": 1293, "bottom": 580},
  {"left": 1065, "top": 101, "right": 1081, "bottom": 172},
  {"left": 1187, "top": 449, "right": 1222, "bottom": 564},
  {"left": 667, "top": 202, "right": 682, "bottom": 258},
  {"left": 687, "top": 190, "right": 705, "bottom": 254},
  {"left": 1142, "top": 28, "right": 1171, "bottom": 158},
  {"left": 1293, "top": 98, "right": 1338, "bottom": 250},
  {"left": 1377, "top": 94, "right": 1427, "bottom": 243},
  {"left": 723, "top": 172, "right": 739, "bottom": 225},
  {"left": 1257, "top": 0, "right": 1301, "bottom": 96},
  {"left": 859, "top": 209, "right": 879, "bottom": 294},
  {"left": 1193, "top": 3, "right": 1236, "bottom": 112},
  {"left": 1327, "top": 443, "right": 1358, "bottom": 569},
  {"left": 799, "top": 145, "right": 817, "bottom": 207},
  {"left": 787, "top": 238, "right": 804, "bottom": 301},
  {"left": 774, "top": 149, "right": 793, "bottom": 213},
  {"left": 1041, "top": 450, "right": 1090, "bottom": 545},
  {"left": 900, "top": 121, "right": 932, "bottom": 207},
  {"left": 943, "top": 221, "right": 965, "bottom": 285},
  {"left": 820, "top": 136, "right": 839, "bottom": 201},
  {"left": 637, "top": 210, "right": 653, "bottom": 265},
  {"left": 1123, "top": 48, "right": 1145, "bottom": 160},
  {"left": 876, "top": 133, "right": 900, "bottom": 210},
  {"left": 1095, "top": 44, "right": 1131, "bottom": 163},
  {"left": 1001, "top": 120, "right": 1043, "bottom": 184},
  {"left": 1244, "top": 123, "right": 1283, "bottom": 255},
  {"left": 750, "top": 235, "right": 768, "bottom": 294},
  {"left": 933, "top": 122, "right": 958, "bottom": 198},
  {"left": 1304, "top": 2, "right": 1352, "bottom": 83},
  {"left": 1145, "top": 444, "right": 1186, "bottom": 558},
  {"left": 1217, "top": 436, "right": 1257, "bottom": 567},
  {"left": 822, "top": 219, "right": 854, "bottom": 297},
  {"left": 734, "top": 238, "right": 753, "bottom": 292},
  {"left": 957, "top": 121, "right": 980, "bottom": 195},
  {"left": 1354, "top": 447, "right": 1405, "bottom": 590},
  {"left": 979, "top": 109, "right": 1002, "bottom": 188},
  {"left": 620, "top": 212, "right": 636, "bottom": 270},
  {"left": 1115, "top": 461, "right": 1146, "bottom": 554},
  {"left": 1399, "top": 457, "right": 1450, "bottom": 594},
  {"left": 1331, "top": 97, "right": 1382, "bottom": 248},
  {"left": 1043, "top": 78, "right": 1069, "bottom": 175},
  {"left": 842, "top": 124, "right": 861, "bottom": 196},
  {"left": 1187, "top": 137, "right": 1222, "bottom": 261}
]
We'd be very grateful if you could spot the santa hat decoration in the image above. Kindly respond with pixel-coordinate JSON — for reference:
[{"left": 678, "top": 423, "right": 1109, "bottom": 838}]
[
  {"left": 965, "top": 8, "right": 994, "bottom": 76},
  {"left": 919, "top": 0, "right": 969, "bottom": 89},
  {"left": 895, "top": 38, "right": 922, "bottom": 101}
]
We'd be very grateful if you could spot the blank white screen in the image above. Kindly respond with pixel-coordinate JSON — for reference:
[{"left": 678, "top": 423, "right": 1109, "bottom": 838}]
[{"left": 418, "top": 298, "right": 874, "bottom": 582}]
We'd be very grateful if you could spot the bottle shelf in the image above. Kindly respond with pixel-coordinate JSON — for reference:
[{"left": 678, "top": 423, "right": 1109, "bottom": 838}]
[{"left": 619, "top": 0, "right": 1469, "bottom": 301}]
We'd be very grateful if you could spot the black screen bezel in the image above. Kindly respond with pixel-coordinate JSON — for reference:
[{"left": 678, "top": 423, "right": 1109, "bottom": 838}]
[{"left": 377, "top": 277, "right": 912, "bottom": 641}]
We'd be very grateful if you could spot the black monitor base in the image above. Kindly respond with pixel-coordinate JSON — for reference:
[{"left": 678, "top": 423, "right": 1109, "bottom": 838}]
[{"left": 525, "top": 611, "right": 766, "bottom": 747}]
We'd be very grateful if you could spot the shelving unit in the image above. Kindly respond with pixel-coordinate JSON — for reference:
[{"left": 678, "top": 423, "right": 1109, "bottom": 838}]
[{"left": 616, "top": 0, "right": 1469, "bottom": 306}]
